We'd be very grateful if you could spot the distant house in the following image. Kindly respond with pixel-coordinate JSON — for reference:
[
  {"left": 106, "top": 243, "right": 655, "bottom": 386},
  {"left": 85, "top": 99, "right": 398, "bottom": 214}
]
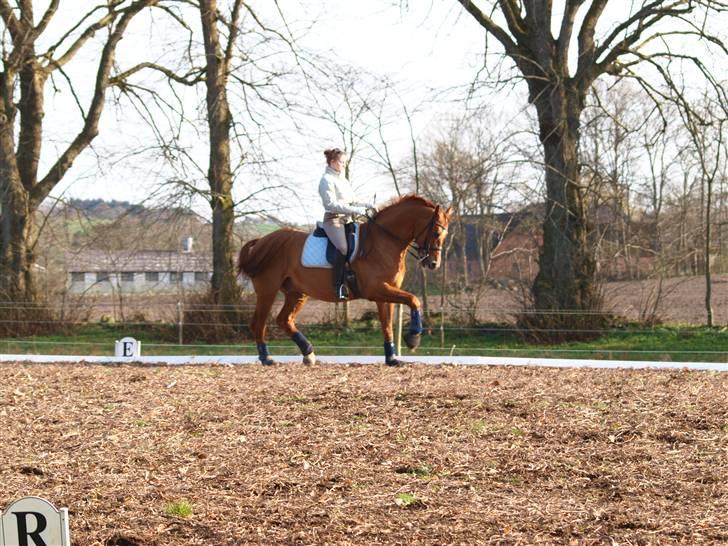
[{"left": 66, "top": 242, "right": 214, "bottom": 294}]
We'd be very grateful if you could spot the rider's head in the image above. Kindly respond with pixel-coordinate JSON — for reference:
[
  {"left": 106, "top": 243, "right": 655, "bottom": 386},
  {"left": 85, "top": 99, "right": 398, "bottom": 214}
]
[{"left": 324, "top": 148, "right": 347, "bottom": 173}]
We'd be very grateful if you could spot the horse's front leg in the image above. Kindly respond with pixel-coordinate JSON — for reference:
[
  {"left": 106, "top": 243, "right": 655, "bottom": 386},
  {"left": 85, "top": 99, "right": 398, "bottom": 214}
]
[
  {"left": 376, "top": 301, "right": 400, "bottom": 366},
  {"left": 369, "top": 282, "right": 423, "bottom": 350}
]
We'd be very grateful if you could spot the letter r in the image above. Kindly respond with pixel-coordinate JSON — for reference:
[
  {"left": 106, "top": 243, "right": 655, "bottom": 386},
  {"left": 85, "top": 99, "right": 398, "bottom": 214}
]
[{"left": 13, "top": 511, "right": 48, "bottom": 546}]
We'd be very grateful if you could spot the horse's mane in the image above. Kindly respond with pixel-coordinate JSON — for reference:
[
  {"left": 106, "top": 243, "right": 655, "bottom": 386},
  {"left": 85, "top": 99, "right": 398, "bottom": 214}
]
[{"left": 373, "top": 193, "right": 437, "bottom": 218}]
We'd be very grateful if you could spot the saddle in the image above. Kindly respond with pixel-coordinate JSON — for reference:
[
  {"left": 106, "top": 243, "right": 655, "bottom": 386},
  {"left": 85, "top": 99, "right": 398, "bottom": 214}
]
[
  {"left": 301, "top": 222, "right": 360, "bottom": 268},
  {"left": 301, "top": 222, "right": 361, "bottom": 297}
]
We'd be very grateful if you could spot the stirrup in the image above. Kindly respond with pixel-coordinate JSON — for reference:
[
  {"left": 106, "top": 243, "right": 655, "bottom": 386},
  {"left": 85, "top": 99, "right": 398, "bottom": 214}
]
[{"left": 335, "top": 283, "right": 349, "bottom": 300}]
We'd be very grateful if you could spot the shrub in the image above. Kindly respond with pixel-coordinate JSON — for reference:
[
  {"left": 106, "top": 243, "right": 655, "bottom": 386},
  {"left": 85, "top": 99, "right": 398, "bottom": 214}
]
[{"left": 177, "top": 291, "right": 256, "bottom": 344}]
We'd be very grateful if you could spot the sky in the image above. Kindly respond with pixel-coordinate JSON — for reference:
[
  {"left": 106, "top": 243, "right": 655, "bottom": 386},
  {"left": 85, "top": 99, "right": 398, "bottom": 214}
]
[
  {"left": 32, "top": 1, "right": 728, "bottom": 225},
  {"left": 39, "top": 1, "right": 490, "bottom": 225}
]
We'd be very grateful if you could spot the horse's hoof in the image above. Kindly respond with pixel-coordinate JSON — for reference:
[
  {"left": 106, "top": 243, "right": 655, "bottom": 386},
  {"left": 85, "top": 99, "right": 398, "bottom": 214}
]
[
  {"left": 260, "top": 358, "right": 275, "bottom": 366},
  {"left": 302, "top": 351, "right": 316, "bottom": 365},
  {"left": 404, "top": 332, "right": 421, "bottom": 350},
  {"left": 386, "top": 357, "right": 402, "bottom": 367}
]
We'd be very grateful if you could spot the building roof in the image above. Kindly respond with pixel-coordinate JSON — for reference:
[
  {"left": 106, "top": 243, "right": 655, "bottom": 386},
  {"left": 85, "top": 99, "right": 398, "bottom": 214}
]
[{"left": 66, "top": 250, "right": 212, "bottom": 273}]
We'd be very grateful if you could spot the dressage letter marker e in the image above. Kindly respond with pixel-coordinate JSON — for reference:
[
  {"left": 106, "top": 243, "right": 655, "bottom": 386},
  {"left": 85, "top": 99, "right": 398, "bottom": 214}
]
[
  {"left": 114, "top": 337, "right": 141, "bottom": 358},
  {"left": 0, "top": 497, "right": 70, "bottom": 546}
]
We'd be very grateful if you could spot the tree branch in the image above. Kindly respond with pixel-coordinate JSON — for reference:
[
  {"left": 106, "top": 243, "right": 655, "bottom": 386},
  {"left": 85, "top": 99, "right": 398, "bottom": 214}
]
[
  {"left": 109, "top": 62, "right": 204, "bottom": 87},
  {"left": 31, "top": 0, "right": 158, "bottom": 209},
  {"left": 0, "top": 0, "right": 23, "bottom": 41},
  {"left": 455, "top": 0, "right": 520, "bottom": 56}
]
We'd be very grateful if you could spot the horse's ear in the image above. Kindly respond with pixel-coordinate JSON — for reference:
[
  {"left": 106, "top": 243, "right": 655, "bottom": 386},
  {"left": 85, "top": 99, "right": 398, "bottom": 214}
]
[{"left": 445, "top": 206, "right": 453, "bottom": 218}]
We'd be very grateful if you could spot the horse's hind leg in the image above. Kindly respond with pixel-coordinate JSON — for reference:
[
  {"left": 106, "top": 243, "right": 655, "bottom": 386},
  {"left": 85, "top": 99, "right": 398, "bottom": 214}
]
[
  {"left": 276, "top": 291, "right": 315, "bottom": 364},
  {"left": 250, "top": 288, "right": 278, "bottom": 365}
]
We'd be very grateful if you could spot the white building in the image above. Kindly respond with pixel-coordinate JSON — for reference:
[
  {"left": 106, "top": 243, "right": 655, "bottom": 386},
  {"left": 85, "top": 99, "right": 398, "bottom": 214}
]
[{"left": 66, "top": 248, "right": 213, "bottom": 295}]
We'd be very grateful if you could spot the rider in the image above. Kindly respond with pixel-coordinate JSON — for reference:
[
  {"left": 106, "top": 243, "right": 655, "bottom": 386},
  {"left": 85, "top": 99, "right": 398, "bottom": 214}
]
[{"left": 319, "top": 148, "right": 372, "bottom": 300}]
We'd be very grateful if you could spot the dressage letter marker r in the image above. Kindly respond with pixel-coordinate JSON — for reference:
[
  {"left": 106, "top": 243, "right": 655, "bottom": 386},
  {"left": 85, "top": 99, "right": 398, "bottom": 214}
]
[
  {"left": 0, "top": 497, "right": 70, "bottom": 546},
  {"left": 13, "top": 512, "right": 47, "bottom": 546}
]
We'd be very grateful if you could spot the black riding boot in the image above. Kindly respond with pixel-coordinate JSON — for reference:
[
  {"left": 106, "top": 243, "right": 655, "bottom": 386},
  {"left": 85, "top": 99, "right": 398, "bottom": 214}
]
[{"left": 333, "top": 250, "right": 348, "bottom": 300}]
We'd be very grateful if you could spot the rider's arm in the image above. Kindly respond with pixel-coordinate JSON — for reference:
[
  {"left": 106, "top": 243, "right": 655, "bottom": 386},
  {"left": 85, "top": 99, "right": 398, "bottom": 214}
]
[{"left": 319, "top": 175, "right": 362, "bottom": 215}]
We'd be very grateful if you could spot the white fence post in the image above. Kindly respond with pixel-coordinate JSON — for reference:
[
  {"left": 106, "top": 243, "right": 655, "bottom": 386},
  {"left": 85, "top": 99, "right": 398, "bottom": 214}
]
[
  {"left": 396, "top": 303, "right": 403, "bottom": 357},
  {"left": 177, "top": 301, "right": 184, "bottom": 345}
]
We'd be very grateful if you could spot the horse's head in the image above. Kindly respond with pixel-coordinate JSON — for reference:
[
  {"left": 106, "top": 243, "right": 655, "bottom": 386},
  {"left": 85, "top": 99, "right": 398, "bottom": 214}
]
[
  {"left": 414, "top": 203, "right": 452, "bottom": 270},
  {"left": 371, "top": 195, "right": 452, "bottom": 269}
]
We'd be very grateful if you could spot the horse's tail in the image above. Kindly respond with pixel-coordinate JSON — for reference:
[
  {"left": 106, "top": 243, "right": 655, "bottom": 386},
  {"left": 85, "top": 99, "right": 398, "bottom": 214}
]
[
  {"left": 237, "top": 239, "right": 260, "bottom": 278},
  {"left": 237, "top": 229, "right": 301, "bottom": 278}
]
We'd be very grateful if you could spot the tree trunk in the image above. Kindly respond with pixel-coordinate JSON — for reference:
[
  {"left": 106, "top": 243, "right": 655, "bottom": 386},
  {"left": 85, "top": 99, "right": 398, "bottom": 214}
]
[
  {"left": 532, "top": 91, "right": 597, "bottom": 312},
  {"left": 459, "top": 221, "right": 469, "bottom": 286},
  {"left": 704, "top": 170, "right": 714, "bottom": 327},
  {"left": 705, "top": 222, "right": 713, "bottom": 327},
  {"left": 0, "top": 185, "right": 37, "bottom": 303},
  {"left": 211, "top": 194, "right": 239, "bottom": 304},
  {"left": 201, "top": 0, "right": 242, "bottom": 312}
]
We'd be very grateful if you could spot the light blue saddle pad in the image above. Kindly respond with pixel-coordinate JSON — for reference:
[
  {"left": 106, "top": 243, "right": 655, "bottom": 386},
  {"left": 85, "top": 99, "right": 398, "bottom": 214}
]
[{"left": 301, "top": 223, "right": 360, "bottom": 268}]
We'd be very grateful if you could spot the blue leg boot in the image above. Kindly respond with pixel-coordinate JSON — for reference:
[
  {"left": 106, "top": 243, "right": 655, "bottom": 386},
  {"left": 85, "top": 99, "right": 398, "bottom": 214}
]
[
  {"left": 404, "top": 309, "right": 423, "bottom": 350},
  {"left": 292, "top": 332, "right": 316, "bottom": 364},
  {"left": 384, "top": 341, "right": 401, "bottom": 366},
  {"left": 257, "top": 342, "right": 274, "bottom": 365}
]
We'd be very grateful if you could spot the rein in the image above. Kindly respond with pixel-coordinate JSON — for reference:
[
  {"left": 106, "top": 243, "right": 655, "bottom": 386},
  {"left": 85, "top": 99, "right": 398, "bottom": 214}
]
[{"left": 365, "top": 205, "right": 445, "bottom": 263}]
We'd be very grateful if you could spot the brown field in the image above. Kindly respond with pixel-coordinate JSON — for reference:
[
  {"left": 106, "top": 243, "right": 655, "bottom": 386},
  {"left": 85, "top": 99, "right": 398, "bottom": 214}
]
[
  {"left": 80, "top": 275, "right": 728, "bottom": 326},
  {"left": 1, "top": 362, "right": 726, "bottom": 545}
]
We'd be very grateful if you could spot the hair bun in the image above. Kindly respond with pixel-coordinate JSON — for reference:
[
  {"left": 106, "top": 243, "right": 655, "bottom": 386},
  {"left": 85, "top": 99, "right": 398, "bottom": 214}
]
[{"left": 324, "top": 148, "right": 344, "bottom": 163}]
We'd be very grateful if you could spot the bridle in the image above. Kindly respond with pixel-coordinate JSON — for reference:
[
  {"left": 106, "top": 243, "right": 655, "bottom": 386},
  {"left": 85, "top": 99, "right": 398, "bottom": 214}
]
[{"left": 366, "top": 205, "right": 447, "bottom": 264}]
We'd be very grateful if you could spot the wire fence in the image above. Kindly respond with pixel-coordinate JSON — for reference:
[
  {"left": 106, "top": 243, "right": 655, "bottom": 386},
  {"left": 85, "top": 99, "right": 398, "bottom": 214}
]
[{"left": 0, "top": 299, "right": 726, "bottom": 363}]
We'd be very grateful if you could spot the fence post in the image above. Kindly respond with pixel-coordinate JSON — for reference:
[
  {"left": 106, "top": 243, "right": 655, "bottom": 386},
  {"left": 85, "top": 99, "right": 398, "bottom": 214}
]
[
  {"left": 440, "top": 253, "right": 447, "bottom": 348},
  {"left": 440, "top": 306, "right": 445, "bottom": 349},
  {"left": 396, "top": 303, "right": 403, "bottom": 357},
  {"left": 177, "top": 301, "right": 184, "bottom": 345}
]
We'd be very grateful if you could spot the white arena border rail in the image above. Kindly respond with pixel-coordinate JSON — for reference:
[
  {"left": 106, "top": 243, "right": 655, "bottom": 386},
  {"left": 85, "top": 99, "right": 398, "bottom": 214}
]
[{"left": 0, "top": 354, "right": 726, "bottom": 372}]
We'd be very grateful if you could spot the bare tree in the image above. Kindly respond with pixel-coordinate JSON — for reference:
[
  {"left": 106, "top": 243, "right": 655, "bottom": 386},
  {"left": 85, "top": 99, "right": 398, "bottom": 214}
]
[
  {"left": 305, "top": 65, "right": 392, "bottom": 326},
  {"left": 0, "top": 0, "right": 159, "bottom": 305},
  {"left": 419, "top": 112, "right": 516, "bottom": 286},
  {"left": 453, "top": 0, "right": 728, "bottom": 321},
  {"left": 678, "top": 95, "right": 726, "bottom": 326},
  {"left": 199, "top": 0, "right": 242, "bottom": 307},
  {"left": 115, "top": 0, "right": 306, "bottom": 313},
  {"left": 580, "top": 82, "right": 647, "bottom": 280}
]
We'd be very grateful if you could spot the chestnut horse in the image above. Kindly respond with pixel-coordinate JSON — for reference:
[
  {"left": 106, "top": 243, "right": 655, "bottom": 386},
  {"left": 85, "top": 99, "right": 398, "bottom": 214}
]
[{"left": 237, "top": 194, "right": 451, "bottom": 365}]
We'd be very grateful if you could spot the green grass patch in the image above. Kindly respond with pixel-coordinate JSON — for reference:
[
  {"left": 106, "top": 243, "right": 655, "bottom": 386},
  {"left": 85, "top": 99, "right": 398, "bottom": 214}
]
[
  {"left": 164, "top": 500, "right": 192, "bottom": 518},
  {"left": 0, "top": 320, "right": 726, "bottom": 362},
  {"left": 395, "top": 492, "right": 426, "bottom": 508}
]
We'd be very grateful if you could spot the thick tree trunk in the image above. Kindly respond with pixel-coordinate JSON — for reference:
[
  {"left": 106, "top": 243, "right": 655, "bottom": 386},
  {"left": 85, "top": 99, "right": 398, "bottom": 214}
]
[
  {"left": 211, "top": 194, "right": 239, "bottom": 304},
  {"left": 532, "top": 92, "right": 597, "bottom": 312},
  {"left": 201, "top": 0, "right": 241, "bottom": 309},
  {"left": 0, "top": 185, "right": 37, "bottom": 302}
]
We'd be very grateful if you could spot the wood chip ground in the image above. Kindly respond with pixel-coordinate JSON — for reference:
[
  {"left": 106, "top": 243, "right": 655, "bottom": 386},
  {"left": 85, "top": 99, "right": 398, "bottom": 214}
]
[{"left": 0, "top": 363, "right": 725, "bottom": 545}]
